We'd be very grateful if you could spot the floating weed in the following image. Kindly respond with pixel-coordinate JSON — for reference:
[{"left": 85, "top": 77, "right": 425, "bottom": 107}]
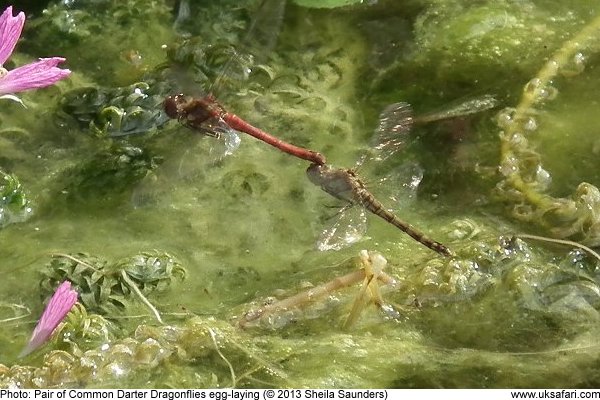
[
  {"left": 495, "top": 12, "right": 600, "bottom": 246},
  {"left": 119, "top": 270, "right": 163, "bottom": 324},
  {"left": 0, "top": 316, "right": 289, "bottom": 388},
  {"left": 516, "top": 233, "right": 600, "bottom": 264},
  {"left": 207, "top": 328, "right": 236, "bottom": 388},
  {"left": 52, "top": 303, "right": 115, "bottom": 354},
  {"left": 40, "top": 251, "right": 185, "bottom": 317}
]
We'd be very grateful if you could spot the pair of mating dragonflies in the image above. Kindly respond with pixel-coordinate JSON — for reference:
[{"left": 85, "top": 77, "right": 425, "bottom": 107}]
[
  {"left": 163, "top": 90, "right": 496, "bottom": 257},
  {"left": 157, "top": 0, "right": 496, "bottom": 257}
]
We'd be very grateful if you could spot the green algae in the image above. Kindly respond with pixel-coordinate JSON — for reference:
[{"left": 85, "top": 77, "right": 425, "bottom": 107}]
[{"left": 1, "top": 0, "right": 600, "bottom": 389}]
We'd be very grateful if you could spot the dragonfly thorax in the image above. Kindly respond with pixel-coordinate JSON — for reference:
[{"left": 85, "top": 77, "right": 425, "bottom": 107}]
[{"left": 306, "top": 163, "right": 363, "bottom": 204}]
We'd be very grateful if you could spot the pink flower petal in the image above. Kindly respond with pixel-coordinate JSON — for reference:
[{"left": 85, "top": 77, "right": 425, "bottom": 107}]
[
  {"left": 0, "top": 57, "right": 71, "bottom": 95},
  {"left": 20, "top": 281, "right": 78, "bottom": 357},
  {"left": 0, "top": 6, "right": 25, "bottom": 65}
]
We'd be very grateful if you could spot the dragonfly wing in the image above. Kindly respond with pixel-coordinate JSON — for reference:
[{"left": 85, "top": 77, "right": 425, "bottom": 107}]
[
  {"left": 201, "top": 117, "right": 241, "bottom": 161},
  {"left": 242, "top": 0, "right": 286, "bottom": 62},
  {"left": 416, "top": 94, "right": 498, "bottom": 124},
  {"left": 381, "top": 160, "right": 424, "bottom": 204},
  {"left": 130, "top": 145, "right": 209, "bottom": 209},
  {"left": 131, "top": 170, "right": 169, "bottom": 209},
  {"left": 370, "top": 102, "right": 414, "bottom": 161},
  {"left": 130, "top": 145, "right": 202, "bottom": 209},
  {"left": 316, "top": 205, "right": 368, "bottom": 251},
  {"left": 131, "top": 122, "right": 239, "bottom": 209}
]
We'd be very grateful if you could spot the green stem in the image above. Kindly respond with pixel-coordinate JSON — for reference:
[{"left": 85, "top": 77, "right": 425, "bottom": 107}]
[
  {"left": 120, "top": 270, "right": 163, "bottom": 324},
  {"left": 500, "top": 13, "right": 600, "bottom": 214}
]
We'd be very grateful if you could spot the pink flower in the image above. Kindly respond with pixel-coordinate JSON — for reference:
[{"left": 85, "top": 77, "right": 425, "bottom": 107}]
[
  {"left": 20, "top": 281, "right": 78, "bottom": 357},
  {"left": 0, "top": 6, "right": 70, "bottom": 100}
]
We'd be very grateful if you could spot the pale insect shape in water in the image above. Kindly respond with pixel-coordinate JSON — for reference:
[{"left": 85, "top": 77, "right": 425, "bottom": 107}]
[{"left": 307, "top": 95, "right": 498, "bottom": 255}]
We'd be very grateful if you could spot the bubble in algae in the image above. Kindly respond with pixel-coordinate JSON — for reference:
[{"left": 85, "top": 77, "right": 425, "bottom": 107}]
[
  {"left": 499, "top": 156, "right": 519, "bottom": 176},
  {"left": 524, "top": 78, "right": 542, "bottom": 94},
  {"left": 496, "top": 107, "right": 517, "bottom": 128},
  {"left": 534, "top": 165, "right": 552, "bottom": 190},
  {"left": 134, "top": 338, "right": 168, "bottom": 367},
  {"left": 444, "top": 219, "right": 482, "bottom": 240},
  {"left": 561, "top": 52, "right": 586, "bottom": 77},
  {"left": 509, "top": 132, "right": 527, "bottom": 146},
  {"left": 523, "top": 78, "right": 558, "bottom": 102},
  {"left": 522, "top": 116, "right": 538, "bottom": 132}
]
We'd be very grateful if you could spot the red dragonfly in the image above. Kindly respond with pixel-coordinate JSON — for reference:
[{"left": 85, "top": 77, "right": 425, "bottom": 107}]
[
  {"left": 163, "top": 0, "right": 325, "bottom": 165},
  {"left": 163, "top": 93, "right": 325, "bottom": 165},
  {"left": 133, "top": 0, "right": 324, "bottom": 207}
]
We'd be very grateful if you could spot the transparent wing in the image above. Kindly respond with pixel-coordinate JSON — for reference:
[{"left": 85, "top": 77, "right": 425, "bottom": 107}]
[
  {"left": 375, "top": 161, "right": 424, "bottom": 208},
  {"left": 241, "top": 0, "right": 286, "bottom": 63},
  {"left": 131, "top": 121, "right": 239, "bottom": 209},
  {"left": 368, "top": 95, "right": 497, "bottom": 161},
  {"left": 415, "top": 94, "right": 498, "bottom": 124},
  {"left": 203, "top": 118, "right": 241, "bottom": 160},
  {"left": 316, "top": 205, "right": 368, "bottom": 251},
  {"left": 370, "top": 102, "right": 414, "bottom": 162},
  {"left": 131, "top": 170, "right": 167, "bottom": 209},
  {"left": 130, "top": 148, "right": 205, "bottom": 209}
]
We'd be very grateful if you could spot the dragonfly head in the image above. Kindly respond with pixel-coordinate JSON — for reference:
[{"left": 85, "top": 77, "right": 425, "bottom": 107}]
[{"left": 164, "top": 94, "right": 190, "bottom": 119}]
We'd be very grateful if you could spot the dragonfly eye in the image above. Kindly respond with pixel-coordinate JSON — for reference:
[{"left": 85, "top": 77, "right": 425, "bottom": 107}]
[{"left": 164, "top": 95, "right": 182, "bottom": 119}]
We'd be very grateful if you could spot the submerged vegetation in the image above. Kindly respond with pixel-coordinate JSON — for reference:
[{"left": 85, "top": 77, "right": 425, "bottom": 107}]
[
  {"left": 0, "top": 171, "right": 31, "bottom": 228},
  {"left": 1, "top": 0, "right": 600, "bottom": 388},
  {"left": 40, "top": 251, "right": 185, "bottom": 315},
  {"left": 494, "top": 13, "right": 600, "bottom": 247}
]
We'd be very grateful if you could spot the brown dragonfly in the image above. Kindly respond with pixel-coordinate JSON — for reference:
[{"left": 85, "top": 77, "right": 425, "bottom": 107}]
[
  {"left": 306, "top": 95, "right": 498, "bottom": 256},
  {"left": 307, "top": 162, "right": 452, "bottom": 257}
]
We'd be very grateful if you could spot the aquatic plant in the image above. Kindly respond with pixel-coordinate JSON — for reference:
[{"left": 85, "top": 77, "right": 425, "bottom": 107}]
[
  {"left": 57, "top": 81, "right": 172, "bottom": 137},
  {"left": 20, "top": 281, "right": 78, "bottom": 357},
  {"left": 1, "top": 317, "right": 289, "bottom": 388},
  {"left": 495, "top": 13, "right": 600, "bottom": 246},
  {"left": 40, "top": 251, "right": 185, "bottom": 317},
  {"left": 0, "top": 170, "right": 32, "bottom": 228},
  {"left": 4, "top": 0, "right": 600, "bottom": 389},
  {"left": 55, "top": 142, "right": 162, "bottom": 206},
  {"left": 51, "top": 303, "right": 116, "bottom": 353},
  {"left": 0, "top": 6, "right": 70, "bottom": 103}
]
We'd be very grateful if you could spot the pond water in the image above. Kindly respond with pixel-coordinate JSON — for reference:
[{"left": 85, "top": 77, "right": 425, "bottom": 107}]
[{"left": 2, "top": 0, "right": 600, "bottom": 388}]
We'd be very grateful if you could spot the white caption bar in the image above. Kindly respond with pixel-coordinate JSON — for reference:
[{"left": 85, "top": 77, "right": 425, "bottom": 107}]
[{"left": 0, "top": 389, "right": 599, "bottom": 400}]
